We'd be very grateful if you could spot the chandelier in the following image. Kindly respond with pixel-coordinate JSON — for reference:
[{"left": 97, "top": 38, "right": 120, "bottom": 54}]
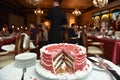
[
  {"left": 26, "top": 0, "right": 42, "bottom": 5},
  {"left": 72, "top": 8, "right": 81, "bottom": 16},
  {"left": 93, "top": 0, "right": 108, "bottom": 8},
  {"left": 34, "top": 8, "right": 43, "bottom": 15}
]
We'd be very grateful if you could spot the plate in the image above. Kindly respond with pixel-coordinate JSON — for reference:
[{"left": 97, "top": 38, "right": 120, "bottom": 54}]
[
  {"left": 93, "top": 63, "right": 106, "bottom": 71},
  {"left": 35, "top": 59, "right": 93, "bottom": 80}
]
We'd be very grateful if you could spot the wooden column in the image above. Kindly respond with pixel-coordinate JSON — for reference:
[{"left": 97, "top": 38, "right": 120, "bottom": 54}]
[{"left": 36, "top": 14, "right": 41, "bottom": 25}]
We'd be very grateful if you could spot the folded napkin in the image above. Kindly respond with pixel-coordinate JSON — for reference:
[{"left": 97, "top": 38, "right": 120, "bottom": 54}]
[
  {"left": 30, "top": 41, "right": 36, "bottom": 49},
  {"left": 96, "top": 35, "right": 103, "bottom": 38},
  {"left": 1, "top": 44, "right": 15, "bottom": 51}
]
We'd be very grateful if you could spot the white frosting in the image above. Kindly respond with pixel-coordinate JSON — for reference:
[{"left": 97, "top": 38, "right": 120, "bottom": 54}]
[
  {"left": 53, "top": 53, "right": 63, "bottom": 66},
  {"left": 54, "top": 60, "right": 62, "bottom": 70},
  {"left": 61, "top": 62, "right": 66, "bottom": 70}
]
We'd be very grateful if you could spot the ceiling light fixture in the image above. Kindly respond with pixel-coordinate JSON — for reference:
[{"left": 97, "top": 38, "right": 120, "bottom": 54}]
[
  {"left": 93, "top": 0, "right": 108, "bottom": 8},
  {"left": 72, "top": 8, "right": 81, "bottom": 16},
  {"left": 34, "top": 8, "right": 43, "bottom": 15},
  {"left": 26, "top": 0, "right": 42, "bottom": 5}
]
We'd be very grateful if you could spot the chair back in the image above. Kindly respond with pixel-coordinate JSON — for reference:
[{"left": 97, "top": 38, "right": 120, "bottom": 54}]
[
  {"left": 81, "top": 32, "right": 104, "bottom": 57},
  {"left": 34, "top": 30, "right": 43, "bottom": 46},
  {"left": 62, "top": 29, "right": 79, "bottom": 44},
  {"left": 21, "top": 33, "right": 30, "bottom": 52},
  {"left": 62, "top": 29, "right": 69, "bottom": 42},
  {"left": 81, "top": 32, "right": 88, "bottom": 49},
  {"left": 14, "top": 35, "right": 25, "bottom": 55}
]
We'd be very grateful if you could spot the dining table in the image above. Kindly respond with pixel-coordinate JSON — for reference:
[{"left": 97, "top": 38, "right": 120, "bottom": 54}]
[
  {"left": 0, "top": 57, "right": 120, "bottom": 80},
  {"left": 89, "top": 36, "right": 120, "bottom": 65},
  {"left": 0, "top": 36, "right": 16, "bottom": 52}
]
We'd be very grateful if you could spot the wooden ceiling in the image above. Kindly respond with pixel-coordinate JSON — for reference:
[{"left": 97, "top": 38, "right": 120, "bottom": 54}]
[
  {"left": 19, "top": 0, "right": 93, "bottom": 12},
  {"left": 1, "top": 0, "right": 117, "bottom": 14}
]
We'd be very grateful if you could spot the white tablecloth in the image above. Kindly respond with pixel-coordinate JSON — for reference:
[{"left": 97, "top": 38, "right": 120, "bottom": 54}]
[{"left": 0, "top": 57, "right": 120, "bottom": 80}]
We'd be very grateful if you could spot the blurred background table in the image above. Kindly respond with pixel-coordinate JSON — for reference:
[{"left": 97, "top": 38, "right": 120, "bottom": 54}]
[
  {"left": 89, "top": 36, "right": 120, "bottom": 65},
  {"left": 0, "top": 36, "right": 16, "bottom": 52}
]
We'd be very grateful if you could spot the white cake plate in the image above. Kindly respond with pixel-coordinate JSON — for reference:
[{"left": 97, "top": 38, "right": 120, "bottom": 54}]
[{"left": 35, "top": 59, "right": 93, "bottom": 80}]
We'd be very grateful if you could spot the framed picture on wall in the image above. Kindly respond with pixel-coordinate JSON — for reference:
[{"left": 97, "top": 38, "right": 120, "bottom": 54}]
[
  {"left": 92, "top": 12, "right": 101, "bottom": 28},
  {"left": 110, "top": 9, "right": 120, "bottom": 31}
]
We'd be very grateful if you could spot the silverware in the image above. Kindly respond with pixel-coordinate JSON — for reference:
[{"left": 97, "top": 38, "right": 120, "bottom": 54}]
[
  {"left": 105, "top": 63, "right": 120, "bottom": 80},
  {"left": 91, "top": 61, "right": 115, "bottom": 80},
  {"left": 88, "top": 57, "right": 99, "bottom": 63},
  {"left": 21, "top": 68, "right": 26, "bottom": 80},
  {"left": 88, "top": 56, "right": 120, "bottom": 80},
  {"left": 96, "top": 55, "right": 120, "bottom": 80}
]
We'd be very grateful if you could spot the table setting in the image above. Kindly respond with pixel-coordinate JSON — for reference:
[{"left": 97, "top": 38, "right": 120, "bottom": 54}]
[
  {"left": 0, "top": 54, "right": 120, "bottom": 80},
  {"left": 89, "top": 35, "right": 120, "bottom": 65},
  {"left": 0, "top": 36, "right": 16, "bottom": 50},
  {"left": 88, "top": 56, "right": 120, "bottom": 80}
]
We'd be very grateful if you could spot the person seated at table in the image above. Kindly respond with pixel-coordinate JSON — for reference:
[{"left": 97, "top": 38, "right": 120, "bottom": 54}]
[
  {"left": 29, "top": 22, "right": 38, "bottom": 41},
  {"left": 1, "top": 25, "right": 10, "bottom": 37},
  {"left": 107, "top": 26, "right": 114, "bottom": 37},
  {"left": 68, "top": 23, "right": 78, "bottom": 37},
  {"left": 41, "top": 19, "right": 48, "bottom": 42},
  {"left": 68, "top": 23, "right": 78, "bottom": 44}
]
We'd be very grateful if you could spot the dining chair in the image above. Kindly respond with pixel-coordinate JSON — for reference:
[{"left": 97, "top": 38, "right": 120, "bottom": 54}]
[
  {"left": 69, "top": 37, "right": 79, "bottom": 44},
  {"left": 21, "top": 33, "right": 30, "bottom": 53},
  {"left": 62, "top": 29, "right": 69, "bottom": 43},
  {"left": 0, "top": 34, "right": 25, "bottom": 68},
  {"left": 20, "top": 31, "right": 42, "bottom": 59},
  {"left": 29, "top": 30, "right": 43, "bottom": 58},
  {"left": 1, "top": 35, "right": 25, "bottom": 55},
  {"left": 0, "top": 51, "right": 8, "bottom": 56},
  {"left": 64, "top": 29, "right": 79, "bottom": 44},
  {"left": 81, "top": 32, "right": 104, "bottom": 58}
]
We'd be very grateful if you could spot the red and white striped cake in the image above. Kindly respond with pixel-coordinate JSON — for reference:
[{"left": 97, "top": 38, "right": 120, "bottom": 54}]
[{"left": 40, "top": 43, "right": 87, "bottom": 74}]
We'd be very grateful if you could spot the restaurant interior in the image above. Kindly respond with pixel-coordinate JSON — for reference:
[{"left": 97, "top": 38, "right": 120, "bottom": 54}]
[{"left": 0, "top": 0, "right": 120, "bottom": 80}]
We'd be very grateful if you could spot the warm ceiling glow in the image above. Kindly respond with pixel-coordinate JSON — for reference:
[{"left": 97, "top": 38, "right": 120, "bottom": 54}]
[
  {"left": 26, "top": 0, "right": 42, "bottom": 5},
  {"left": 44, "top": 21, "right": 50, "bottom": 27},
  {"left": 72, "top": 8, "right": 81, "bottom": 16},
  {"left": 34, "top": 8, "right": 43, "bottom": 14},
  {"left": 93, "top": 0, "right": 108, "bottom": 8}
]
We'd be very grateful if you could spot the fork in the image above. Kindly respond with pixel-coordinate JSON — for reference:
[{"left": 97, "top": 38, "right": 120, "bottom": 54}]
[
  {"left": 21, "top": 68, "right": 26, "bottom": 80},
  {"left": 95, "top": 55, "right": 120, "bottom": 80},
  {"left": 105, "top": 64, "right": 120, "bottom": 80}
]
